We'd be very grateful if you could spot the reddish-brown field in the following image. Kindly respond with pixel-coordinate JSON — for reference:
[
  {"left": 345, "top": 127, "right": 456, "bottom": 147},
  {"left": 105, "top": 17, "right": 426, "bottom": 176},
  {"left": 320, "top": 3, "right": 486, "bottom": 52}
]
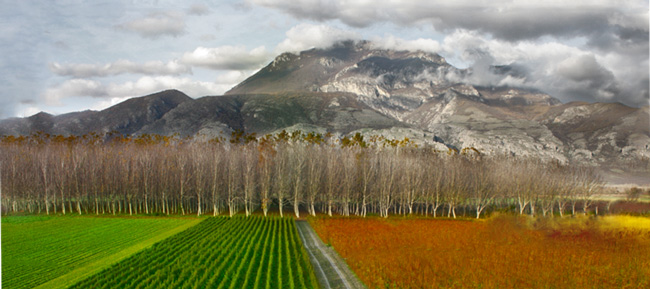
[{"left": 310, "top": 216, "right": 650, "bottom": 289}]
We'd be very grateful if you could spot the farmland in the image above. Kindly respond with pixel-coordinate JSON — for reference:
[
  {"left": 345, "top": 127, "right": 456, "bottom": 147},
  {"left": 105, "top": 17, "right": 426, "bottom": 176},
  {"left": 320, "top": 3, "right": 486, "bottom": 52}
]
[
  {"left": 70, "top": 216, "right": 319, "bottom": 289},
  {"left": 1, "top": 216, "right": 198, "bottom": 289},
  {"left": 311, "top": 216, "right": 650, "bottom": 289}
]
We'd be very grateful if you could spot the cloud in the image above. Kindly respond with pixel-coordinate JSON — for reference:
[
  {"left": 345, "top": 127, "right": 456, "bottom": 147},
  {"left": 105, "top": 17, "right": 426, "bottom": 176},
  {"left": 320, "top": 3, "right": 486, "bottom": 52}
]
[
  {"left": 181, "top": 46, "right": 271, "bottom": 70},
  {"left": 187, "top": 3, "right": 211, "bottom": 15},
  {"left": 18, "top": 106, "right": 42, "bottom": 118},
  {"left": 105, "top": 76, "right": 229, "bottom": 97},
  {"left": 49, "top": 60, "right": 192, "bottom": 78},
  {"left": 368, "top": 36, "right": 442, "bottom": 54},
  {"left": 214, "top": 71, "right": 251, "bottom": 84},
  {"left": 428, "top": 29, "right": 648, "bottom": 106},
  {"left": 118, "top": 12, "right": 186, "bottom": 39},
  {"left": 44, "top": 79, "right": 106, "bottom": 105},
  {"left": 255, "top": 1, "right": 647, "bottom": 107},
  {"left": 251, "top": 0, "right": 648, "bottom": 43},
  {"left": 557, "top": 54, "right": 613, "bottom": 84},
  {"left": 555, "top": 54, "right": 620, "bottom": 101},
  {"left": 275, "top": 23, "right": 360, "bottom": 53},
  {"left": 44, "top": 76, "right": 235, "bottom": 106}
]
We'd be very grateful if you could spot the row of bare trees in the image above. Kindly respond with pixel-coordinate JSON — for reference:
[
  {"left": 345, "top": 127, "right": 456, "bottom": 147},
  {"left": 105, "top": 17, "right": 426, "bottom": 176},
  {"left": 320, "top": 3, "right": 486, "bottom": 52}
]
[{"left": 0, "top": 132, "right": 602, "bottom": 218}]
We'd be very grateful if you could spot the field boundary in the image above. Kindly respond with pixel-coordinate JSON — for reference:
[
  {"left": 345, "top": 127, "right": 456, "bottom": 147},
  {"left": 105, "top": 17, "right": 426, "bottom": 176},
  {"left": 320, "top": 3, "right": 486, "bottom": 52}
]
[
  {"left": 296, "top": 220, "right": 366, "bottom": 289},
  {"left": 33, "top": 218, "right": 203, "bottom": 289}
]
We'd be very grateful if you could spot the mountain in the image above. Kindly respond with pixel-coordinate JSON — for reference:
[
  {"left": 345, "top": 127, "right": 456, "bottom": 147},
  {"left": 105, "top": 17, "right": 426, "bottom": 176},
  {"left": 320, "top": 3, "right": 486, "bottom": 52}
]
[
  {"left": 138, "top": 91, "right": 403, "bottom": 138},
  {"left": 226, "top": 41, "right": 649, "bottom": 165},
  {"left": 0, "top": 89, "right": 192, "bottom": 136},
  {"left": 1, "top": 41, "right": 648, "bottom": 171}
]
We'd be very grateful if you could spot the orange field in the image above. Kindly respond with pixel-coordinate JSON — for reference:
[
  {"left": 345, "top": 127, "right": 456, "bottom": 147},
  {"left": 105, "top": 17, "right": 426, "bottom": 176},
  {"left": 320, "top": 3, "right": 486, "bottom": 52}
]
[{"left": 310, "top": 216, "right": 650, "bottom": 289}]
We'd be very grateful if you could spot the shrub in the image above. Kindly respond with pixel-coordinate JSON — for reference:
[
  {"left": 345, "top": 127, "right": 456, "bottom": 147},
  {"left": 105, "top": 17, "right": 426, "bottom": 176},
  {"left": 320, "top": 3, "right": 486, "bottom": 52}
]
[{"left": 626, "top": 187, "right": 642, "bottom": 202}]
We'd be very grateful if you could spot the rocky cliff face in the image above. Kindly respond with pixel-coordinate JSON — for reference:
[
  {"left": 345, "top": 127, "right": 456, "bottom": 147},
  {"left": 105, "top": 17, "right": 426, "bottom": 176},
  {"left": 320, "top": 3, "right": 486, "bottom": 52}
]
[
  {"left": 1, "top": 42, "right": 648, "bottom": 168},
  {"left": 226, "top": 41, "right": 649, "bottom": 165}
]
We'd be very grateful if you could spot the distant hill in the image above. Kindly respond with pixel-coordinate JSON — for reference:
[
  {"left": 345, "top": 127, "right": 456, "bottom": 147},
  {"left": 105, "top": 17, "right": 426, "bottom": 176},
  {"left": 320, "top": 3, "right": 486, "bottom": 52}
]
[{"left": 0, "top": 89, "right": 192, "bottom": 136}]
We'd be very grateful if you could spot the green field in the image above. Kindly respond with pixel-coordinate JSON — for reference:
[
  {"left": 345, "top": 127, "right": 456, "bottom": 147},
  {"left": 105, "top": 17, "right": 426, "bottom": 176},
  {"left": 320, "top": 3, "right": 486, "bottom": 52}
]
[
  {"left": 70, "top": 216, "right": 320, "bottom": 289},
  {"left": 1, "top": 215, "right": 200, "bottom": 289}
]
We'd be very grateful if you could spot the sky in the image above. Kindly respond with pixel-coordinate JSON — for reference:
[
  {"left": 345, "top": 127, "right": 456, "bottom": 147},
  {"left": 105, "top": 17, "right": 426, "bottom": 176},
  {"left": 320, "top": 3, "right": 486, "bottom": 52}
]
[{"left": 0, "top": 0, "right": 648, "bottom": 119}]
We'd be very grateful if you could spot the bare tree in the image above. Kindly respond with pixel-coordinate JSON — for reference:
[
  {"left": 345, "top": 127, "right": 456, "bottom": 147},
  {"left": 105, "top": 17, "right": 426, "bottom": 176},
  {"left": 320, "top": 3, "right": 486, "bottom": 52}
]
[
  {"left": 469, "top": 160, "right": 495, "bottom": 219},
  {"left": 191, "top": 144, "right": 209, "bottom": 216},
  {"left": 273, "top": 147, "right": 292, "bottom": 217},
  {"left": 576, "top": 166, "right": 602, "bottom": 215},
  {"left": 357, "top": 150, "right": 376, "bottom": 217},
  {"left": 226, "top": 148, "right": 241, "bottom": 217},
  {"left": 258, "top": 146, "right": 274, "bottom": 217},
  {"left": 324, "top": 147, "right": 341, "bottom": 217},
  {"left": 208, "top": 146, "right": 224, "bottom": 216},
  {"left": 289, "top": 145, "right": 306, "bottom": 218},
  {"left": 377, "top": 150, "right": 397, "bottom": 218},
  {"left": 242, "top": 145, "right": 258, "bottom": 216},
  {"left": 340, "top": 149, "right": 357, "bottom": 217},
  {"left": 444, "top": 158, "right": 465, "bottom": 218},
  {"left": 304, "top": 146, "right": 323, "bottom": 216}
]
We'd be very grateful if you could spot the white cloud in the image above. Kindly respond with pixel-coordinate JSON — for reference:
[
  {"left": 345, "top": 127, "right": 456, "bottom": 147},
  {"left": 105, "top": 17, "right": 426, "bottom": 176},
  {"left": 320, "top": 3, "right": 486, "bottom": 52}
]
[
  {"left": 16, "top": 105, "right": 42, "bottom": 118},
  {"left": 214, "top": 71, "right": 252, "bottom": 84},
  {"left": 275, "top": 23, "right": 360, "bottom": 53},
  {"left": 90, "top": 96, "right": 134, "bottom": 112},
  {"left": 118, "top": 12, "right": 186, "bottom": 39},
  {"left": 44, "top": 79, "right": 106, "bottom": 105},
  {"left": 181, "top": 45, "right": 271, "bottom": 70},
  {"left": 49, "top": 60, "right": 192, "bottom": 77},
  {"left": 369, "top": 36, "right": 442, "bottom": 54},
  {"left": 44, "top": 76, "right": 234, "bottom": 106},
  {"left": 109, "top": 76, "right": 231, "bottom": 97}
]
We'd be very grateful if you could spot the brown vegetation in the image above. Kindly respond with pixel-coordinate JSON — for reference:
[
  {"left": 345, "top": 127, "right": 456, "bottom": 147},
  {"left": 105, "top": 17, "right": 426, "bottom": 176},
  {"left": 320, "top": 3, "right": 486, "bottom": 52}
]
[{"left": 310, "top": 216, "right": 650, "bottom": 289}]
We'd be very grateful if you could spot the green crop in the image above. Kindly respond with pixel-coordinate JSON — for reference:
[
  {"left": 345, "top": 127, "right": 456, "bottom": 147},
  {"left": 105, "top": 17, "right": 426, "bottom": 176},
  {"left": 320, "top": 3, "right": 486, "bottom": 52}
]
[
  {"left": 1, "top": 216, "right": 195, "bottom": 289},
  {"left": 69, "top": 216, "right": 319, "bottom": 289}
]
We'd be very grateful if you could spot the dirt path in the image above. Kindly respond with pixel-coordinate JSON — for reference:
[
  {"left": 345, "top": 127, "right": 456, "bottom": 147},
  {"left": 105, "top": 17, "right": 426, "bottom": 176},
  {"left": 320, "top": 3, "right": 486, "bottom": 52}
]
[{"left": 296, "top": 220, "right": 366, "bottom": 289}]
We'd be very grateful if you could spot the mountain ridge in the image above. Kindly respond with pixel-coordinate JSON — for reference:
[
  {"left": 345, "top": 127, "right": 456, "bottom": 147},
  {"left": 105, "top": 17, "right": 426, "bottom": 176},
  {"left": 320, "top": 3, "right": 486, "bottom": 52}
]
[{"left": 0, "top": 42, "right": 648, "bottom": 170}]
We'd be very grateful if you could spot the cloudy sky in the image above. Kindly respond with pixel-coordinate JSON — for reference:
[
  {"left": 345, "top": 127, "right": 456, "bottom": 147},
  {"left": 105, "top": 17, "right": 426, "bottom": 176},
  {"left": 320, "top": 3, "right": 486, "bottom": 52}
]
[{"left": 1, "top": 0, "right": 647, "bottom": 119}]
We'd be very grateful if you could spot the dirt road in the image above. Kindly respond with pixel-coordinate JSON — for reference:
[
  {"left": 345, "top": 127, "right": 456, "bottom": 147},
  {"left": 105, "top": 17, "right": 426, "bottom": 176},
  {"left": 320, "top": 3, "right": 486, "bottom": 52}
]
[{"left": 296, "top": 220, "right": 366, "bottom": 289}]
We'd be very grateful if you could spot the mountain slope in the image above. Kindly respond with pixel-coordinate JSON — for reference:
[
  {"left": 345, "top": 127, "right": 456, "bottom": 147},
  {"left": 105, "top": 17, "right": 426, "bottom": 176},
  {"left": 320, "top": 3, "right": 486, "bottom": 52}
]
[{"left": 139, "top": 92, "right": 405, "bottom": 137}]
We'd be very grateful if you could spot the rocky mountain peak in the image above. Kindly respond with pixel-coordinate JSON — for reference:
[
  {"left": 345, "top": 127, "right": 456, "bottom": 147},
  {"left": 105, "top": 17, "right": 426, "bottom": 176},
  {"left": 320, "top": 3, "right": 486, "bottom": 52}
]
[{"left": 1, "top": 43, "right": 647, "bottom": 176}]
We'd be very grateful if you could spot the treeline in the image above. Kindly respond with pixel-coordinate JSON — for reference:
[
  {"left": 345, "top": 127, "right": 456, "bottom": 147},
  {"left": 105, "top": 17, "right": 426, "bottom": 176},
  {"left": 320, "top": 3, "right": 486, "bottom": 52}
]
[{"left": 0, "top": 131, "right": 602, "bottom": 218}]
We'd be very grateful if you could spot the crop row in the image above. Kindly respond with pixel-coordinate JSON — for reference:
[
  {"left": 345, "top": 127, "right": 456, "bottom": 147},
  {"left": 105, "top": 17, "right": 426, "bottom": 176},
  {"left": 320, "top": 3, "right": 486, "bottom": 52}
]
[
  {"left": 1, "top": 216, "right": 190, "bottom": 289},
  {"left": 70, "top": 216, "right": 319, "bottom": 289}
]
